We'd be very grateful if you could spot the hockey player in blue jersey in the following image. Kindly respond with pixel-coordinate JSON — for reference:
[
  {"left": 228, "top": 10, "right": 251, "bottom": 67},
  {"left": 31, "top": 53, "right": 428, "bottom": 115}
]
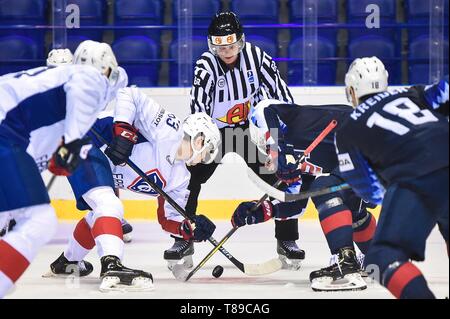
[
  {"left": 231, "top": 99, "right": 377, "bottom": 290},
  {"left": 0, "top": 40, "right": 127, "bottom": 298},
  {"left": 335, "top": 57, "right": 448, "bottom": 299}
]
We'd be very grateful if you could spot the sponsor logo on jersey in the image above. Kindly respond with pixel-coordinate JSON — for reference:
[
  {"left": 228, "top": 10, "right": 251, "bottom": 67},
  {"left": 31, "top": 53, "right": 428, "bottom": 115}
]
[
  {"left": 338, "top": 153, "right": 355, "bottom": 172},
  {"left": 217, "top": 101, "right": 251, "bottom": 125},
  {"left": 153, "top": 108, "right": 166, "bottom": 127},
  {"left": 247, "top": 70, "right": 254, "bottom": 84},
  {"left": 127, "top": 169, "right": 167, "bottom": 196}
]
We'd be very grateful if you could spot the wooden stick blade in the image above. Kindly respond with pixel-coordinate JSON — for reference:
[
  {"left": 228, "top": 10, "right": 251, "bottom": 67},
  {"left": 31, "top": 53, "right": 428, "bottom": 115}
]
[{"left": 243, "top": 258, "right": 283, "bottom": 276}]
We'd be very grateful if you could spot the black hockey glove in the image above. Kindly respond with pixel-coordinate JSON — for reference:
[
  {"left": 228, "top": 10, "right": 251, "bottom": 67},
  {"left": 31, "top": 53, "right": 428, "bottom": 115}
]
[
  {"left": 104, "top": 122, "right": 139, "bottom": 166},
  {"left": 48, "top": 137, "right": 93, "bottom": 176}
]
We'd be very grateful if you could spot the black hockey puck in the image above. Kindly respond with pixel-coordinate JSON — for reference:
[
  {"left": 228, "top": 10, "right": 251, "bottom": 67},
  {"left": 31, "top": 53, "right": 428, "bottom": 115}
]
[{"left": 212, "top": 265, "right": 224, "bottom": 278}]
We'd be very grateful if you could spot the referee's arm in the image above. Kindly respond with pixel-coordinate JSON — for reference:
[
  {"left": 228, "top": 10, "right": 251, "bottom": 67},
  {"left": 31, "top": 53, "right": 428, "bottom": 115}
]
[
  {"left": 259, "top": 52, "right": 295, "bottom": 103},
  {"left": 189, "top": 65, "right": 215, "bottom": 115}
]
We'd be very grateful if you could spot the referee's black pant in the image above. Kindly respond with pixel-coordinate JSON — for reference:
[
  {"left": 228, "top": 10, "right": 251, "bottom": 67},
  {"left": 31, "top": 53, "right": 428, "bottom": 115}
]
[{"left": 186, "top": 124, "right": 299, "bottom": 241}]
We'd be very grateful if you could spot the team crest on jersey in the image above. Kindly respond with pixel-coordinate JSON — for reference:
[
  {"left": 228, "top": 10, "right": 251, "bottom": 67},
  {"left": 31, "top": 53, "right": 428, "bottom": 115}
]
[
  {"left": 247, "top": 71, "right": 255, "bottom": 84},
  {"left": 217, "top": 101, "right": 251, "bottom": 124},
  {"left": 127, "top": 169, "right": 166, "bottom": 196}
]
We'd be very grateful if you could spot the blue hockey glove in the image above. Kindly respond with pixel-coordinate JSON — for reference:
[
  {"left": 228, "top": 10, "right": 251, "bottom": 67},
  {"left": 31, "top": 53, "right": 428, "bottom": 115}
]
[
  {"left": 193, "top": 214, "right": 216, "bottom": 242},
  {"left": 273, "top": 142, "right": 301, "bottom": 185},
  {"left": 231, "top": 201, "right": 275, "bottom": 228}
]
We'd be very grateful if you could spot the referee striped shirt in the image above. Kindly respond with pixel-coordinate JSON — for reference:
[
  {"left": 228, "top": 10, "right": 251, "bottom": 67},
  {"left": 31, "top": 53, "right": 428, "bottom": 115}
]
[{"left": 190, "top": 42, "right": 294, "bottom": 129}]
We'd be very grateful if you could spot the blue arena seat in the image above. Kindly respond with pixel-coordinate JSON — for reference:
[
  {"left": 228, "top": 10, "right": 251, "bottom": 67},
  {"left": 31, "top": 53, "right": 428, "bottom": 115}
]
[
  {"left": 0, "top": 35, "right": 41, "bottom": 76},
  {"left": 288, "top": 37, "right": 337, "bottom": 85},
  {"left": 289, "top": 0, "right": 338, "bottom": 42},
  {"left": 229, "top": 0, "right": 279, "bottom": 39},
  {"left": 66, "top": 0, "right": 106, "bottom": 41},
  {"left": 172, "top": 0, "right": 221, "bottom": 36},
  {"left": 65, "top": 35, "right": 92, "bottom": 53},
  {"left": 406, "top": 0, "right": 449, "bottom": 40},
  {"left": 347, "top": 0, "right": 398, "bottom": 42},
  {"left": 0, "top": 0, "right": 47, "bottom": 51},
  {"left": 408, "top": 36, "right": 449, "bottom": 84},
  {"left": 115, "top": 0, "right": 164, "bottom": 42},
  {"left": 169, "top": 36, "right": 209, "bottom": 86},
  {"left": 112, "top": 36, "right": 160, "bottom": 87},
  {"left": 348, "top": 36, "right": 401, "bottom": 84},
  {"left": 246, "top": 36, "right": 277, "bottom": 57},
  {"left": 289, "top": 0, "right": 338, "bottom": 23}
]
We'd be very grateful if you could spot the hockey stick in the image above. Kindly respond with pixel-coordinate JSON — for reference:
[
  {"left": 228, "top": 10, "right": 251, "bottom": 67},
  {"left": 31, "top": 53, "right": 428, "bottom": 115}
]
[
  {"left": 177, "top": 120, "right": 339, "bottom": 281},
  {"left": 46, "top": 174, "right": 57, "bottom": 192},
  {"left": 88, "top": 128, "right": 279, "bottom": 279},
  {"left": 247, "top": 168, "right": 351, "bottom": 202}
]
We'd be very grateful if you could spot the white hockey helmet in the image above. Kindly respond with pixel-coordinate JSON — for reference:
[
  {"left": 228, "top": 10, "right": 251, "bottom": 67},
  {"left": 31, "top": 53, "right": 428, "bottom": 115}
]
[
  {"left": 73, "top": 40, "right": 120, "bottom": 85},
  {"left": 46, "top": 48, "right": 73, "bottom": 66},
  {"left": 249, "top": 99, "right": 284, "bottom": 154},
  {"left": 183, "top": 113, "right": 221, "bottom": 165},
  {"left": 345, "top": 56, "right": 389, "bottom": 103}
]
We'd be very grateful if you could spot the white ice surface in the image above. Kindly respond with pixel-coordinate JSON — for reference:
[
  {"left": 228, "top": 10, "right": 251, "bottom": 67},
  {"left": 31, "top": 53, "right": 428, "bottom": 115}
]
[{"left": 5, "top": 220, "right": 449, "bottom": 299}]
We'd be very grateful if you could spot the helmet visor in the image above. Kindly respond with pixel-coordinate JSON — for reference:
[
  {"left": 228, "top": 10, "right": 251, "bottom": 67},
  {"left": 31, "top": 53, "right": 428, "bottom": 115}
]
[{"left": 208, "top": 34, "right": 245, "bottom": 57}]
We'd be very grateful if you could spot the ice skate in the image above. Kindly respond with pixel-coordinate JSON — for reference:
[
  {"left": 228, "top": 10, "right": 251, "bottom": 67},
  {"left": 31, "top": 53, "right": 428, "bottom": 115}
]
[
  {"left": 164, "top": 237, "right": 194, "bottom": 271},
  {"left": 43, "top": 252, "right": 94, "bottom": 278},
  {"left": 277, "top": 240, "right": 305, "bottom": 270},
  {"left": 310, "top": 247, "right": 367, "bottom": 292},
  {"left": 99, "top": 255, "right": 154, "bottom": 292},
  {"left": 121, "top": 219, "right": 133, "bottom": 243},
  {"left": 0, "top": 218, "right": 16, "bottom": 237}
]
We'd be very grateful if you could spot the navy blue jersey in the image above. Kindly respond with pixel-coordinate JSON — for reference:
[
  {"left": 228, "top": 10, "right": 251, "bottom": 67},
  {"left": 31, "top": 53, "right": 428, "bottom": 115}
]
[
  {"left": 335, "top": 83, "right": 449, "bottom": 204},
  {"left": 262, "top": 103, "right": 353, "bottom": 175}
]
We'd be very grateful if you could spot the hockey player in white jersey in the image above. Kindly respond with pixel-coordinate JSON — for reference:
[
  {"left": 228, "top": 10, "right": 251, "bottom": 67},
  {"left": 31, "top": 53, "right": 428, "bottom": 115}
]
[
  {"left": 0, "top": 40, "right": 126, "bottom": 298},
  {"left": 44, "top": 47, "right": 136, "bottom": 244},
  {"left": 47, "top": 87, "right": 221, "bottom": 291},
  {"left": 1, "top": 48, "right": 75, "bottom": 238}
]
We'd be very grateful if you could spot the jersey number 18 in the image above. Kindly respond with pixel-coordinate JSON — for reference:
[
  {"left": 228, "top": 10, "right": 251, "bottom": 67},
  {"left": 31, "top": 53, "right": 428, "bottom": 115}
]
[{"left": 366, "top": 98, "right": 439, "bottom": 135}]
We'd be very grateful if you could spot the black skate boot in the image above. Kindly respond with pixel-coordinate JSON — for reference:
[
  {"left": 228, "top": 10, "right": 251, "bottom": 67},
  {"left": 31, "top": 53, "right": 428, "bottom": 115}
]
[
  {"left": 277, "top": 240, "right": 305, "bottom": 270},
  {"left": 99, "top": 255, "right": 153, "bottom": 292},
  {"left": 310, "top": 247, "right": 367, "bottom": 292},
  {"left": 44, "top": 252, "right": 94, "bottom": 277},
  {"left": 164, "top": 237, "right": 194, "bottom": 271},
  {"left": 0, "top": 219, "right": 16, "bottom": 237},
  {"left": 121, "top": 219, "right": 133, "bottom": 243}
]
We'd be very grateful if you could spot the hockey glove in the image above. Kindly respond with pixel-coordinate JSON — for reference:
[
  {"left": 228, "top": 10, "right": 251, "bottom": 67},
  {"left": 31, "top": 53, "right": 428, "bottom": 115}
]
[
  {"left": 48, "top": 137, "right": 93, "bottom": 176},
  {"left": 104, "top": 122, "right": 139, "bottom": 166},
  {"left": 193, "top": 214, "right": 216, "bottom": 242},
  {"left": 272, "top": 142, "right": 301, "bottom": 185},
  {"left": 178, "top": 215, "right": 216, "bottom": 242},
  {"left": 231, "top": 200, "right": 275, "bottom": 228},
  {"left": 178, "top": 219, "right": 194, "bottom": 241}
]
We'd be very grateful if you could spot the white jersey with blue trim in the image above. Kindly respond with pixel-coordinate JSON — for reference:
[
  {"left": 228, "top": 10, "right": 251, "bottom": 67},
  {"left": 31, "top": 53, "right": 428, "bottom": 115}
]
[
  {"left": 0, "top": 65, "right": 127, "bottom": 169},
  {"left": 104, "top": 87, "right": 190, "bottom": 224}
]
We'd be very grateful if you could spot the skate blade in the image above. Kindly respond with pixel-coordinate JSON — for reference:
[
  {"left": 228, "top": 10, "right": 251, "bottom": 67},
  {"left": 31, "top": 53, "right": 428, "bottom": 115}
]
[
  {"left": 278, "top": 255, "right": 302, "bottom": 271},
  {"left": 167, "top": 256, "right": 194, "bottom": 271},
  {"left": 311, "top": 273, "right": 367, "bottom": 292},
  {"left": 42, "top": 270, "right": 58, "bottom": 278},
  {"left": 172, "top": 264, "right": 190, "bottom": 281},
  {"left": 42, "top": 270, "right": 75, "bottom": 278},
  {"left": 99, "top": 276, "right": 155, "bottom": 293}
]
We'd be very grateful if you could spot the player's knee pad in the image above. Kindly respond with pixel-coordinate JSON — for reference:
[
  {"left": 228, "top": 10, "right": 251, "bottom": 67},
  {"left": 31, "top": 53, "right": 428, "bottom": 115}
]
[
  {"left": 82, "top": 186, "right": 124, "bottom": 222},
  {"left": 6, "top": 204, "right": 57, "bottom": 261}
]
